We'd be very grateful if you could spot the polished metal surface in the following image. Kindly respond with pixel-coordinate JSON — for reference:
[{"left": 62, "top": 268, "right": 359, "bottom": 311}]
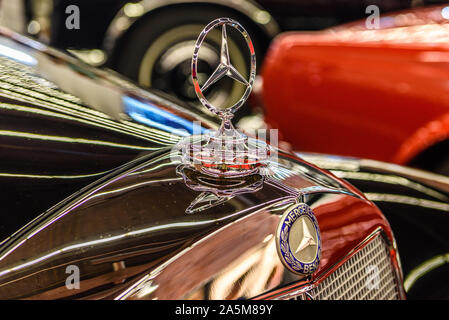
[
  {"left": 192, "top": 17, "right": 255, "bottom": 115},
  {"left": 311, "top": 233, "right": 399, "bottom": 300},
  {"left": 289, "top": 216, "right": 317, "bottom": 263},
  {"left": 178, "top": 17, "right": 272, "bottom": 177}
]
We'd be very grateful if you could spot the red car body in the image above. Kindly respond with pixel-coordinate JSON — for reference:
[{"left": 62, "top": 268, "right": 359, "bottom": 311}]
[{"left": 261, "top": 5, "right": 449, "bottom": 167}]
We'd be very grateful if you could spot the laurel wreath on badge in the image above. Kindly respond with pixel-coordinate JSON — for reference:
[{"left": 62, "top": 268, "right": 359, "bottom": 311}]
[{"left": 280, "top": 224, "right": 302, "bottom": 271}]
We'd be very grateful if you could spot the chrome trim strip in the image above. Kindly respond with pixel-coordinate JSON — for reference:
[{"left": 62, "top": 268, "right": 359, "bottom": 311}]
[
  {"left": 360, "top": 159, "right": 449, "bottom": 194},
  {"left": 404, "top": 252, "right": 449, "bottom": 292},
  {"left": 298, "top": 152, "right": 449, "bottom": 195}
]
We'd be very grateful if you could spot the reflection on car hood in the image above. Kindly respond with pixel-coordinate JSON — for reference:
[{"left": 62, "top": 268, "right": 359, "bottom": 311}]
[{"left": 0, "top": 28, "right": 215, "bottom": 242}]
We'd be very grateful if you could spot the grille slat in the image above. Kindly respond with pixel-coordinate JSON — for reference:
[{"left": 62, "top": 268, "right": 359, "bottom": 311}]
[{"left": 281, "top": 233, "right": 400, "bottom": 300}]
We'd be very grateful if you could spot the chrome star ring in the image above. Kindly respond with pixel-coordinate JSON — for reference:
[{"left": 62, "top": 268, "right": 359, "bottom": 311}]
[{"left": 191, "top": 17, "right": 256, "bottom": 116}]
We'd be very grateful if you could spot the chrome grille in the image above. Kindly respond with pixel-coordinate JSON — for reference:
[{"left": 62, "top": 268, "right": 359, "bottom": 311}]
[
  {"left": 311, "top": 234, "right": 399, "bottom": 300},
  {"left": 282, "top": 233, "right": 400, "bottom": 300}
]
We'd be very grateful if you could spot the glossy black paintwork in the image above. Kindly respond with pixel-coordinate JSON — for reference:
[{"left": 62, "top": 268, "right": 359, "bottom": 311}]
[
  {"left": 0, "top": 27, "right": 221, "bottom": 245},
  {"left": 0, "top": 94, "right": 156, "bottom": 242},
  {"left": 0, "top": 58, "right": 162, "bottom": 243}
]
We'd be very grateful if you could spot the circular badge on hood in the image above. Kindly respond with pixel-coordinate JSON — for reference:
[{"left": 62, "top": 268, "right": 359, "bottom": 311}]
[{"left": 276, "top": 203, "right": 321, "bottom": 275}]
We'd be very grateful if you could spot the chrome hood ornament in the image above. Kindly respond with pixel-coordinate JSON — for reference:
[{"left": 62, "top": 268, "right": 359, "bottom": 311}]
[
  {"left": 176, "top": 17, "right": 273, "bottom": 178},
  {"left": 192, "top": 17, "right": 255, "bottom": 116}
]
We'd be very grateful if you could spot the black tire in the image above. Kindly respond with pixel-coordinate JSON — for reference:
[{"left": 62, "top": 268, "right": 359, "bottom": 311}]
[
  {"left": 109, "top": 5, "right": 266, "bottom": 116},
  {"left": 408, "top": 140, "right": 449, "bottom": 176},
  {"left": 434, "top": 160, "right": 449, "bottom": 176}
]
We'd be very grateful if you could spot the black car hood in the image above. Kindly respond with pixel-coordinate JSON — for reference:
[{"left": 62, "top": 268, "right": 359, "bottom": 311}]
[
  {"left": 0, "top": 29, "right": 218, "bottom": 242},
  {"left": 0, "top": 29, "right": 358, "bottom": 245}
]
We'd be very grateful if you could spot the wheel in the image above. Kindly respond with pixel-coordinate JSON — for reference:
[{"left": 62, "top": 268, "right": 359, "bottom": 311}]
[{"left": 110, "top": 5, "right": 266, "bottom": 115}]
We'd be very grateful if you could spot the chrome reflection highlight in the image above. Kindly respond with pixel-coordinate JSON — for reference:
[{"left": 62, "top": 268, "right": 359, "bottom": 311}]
[
  {"left": 365, "top": 193, "right": 449, "bottom": 212},
  {"left": 0, "top": 38, "right": 36, "bottom": 65},
  {"left": 192, "top": 18, "right": 255, "bottom": 114},
  {"left": 333, "top": 171, "right": 449, "bottom": 201},
  {"left": 123, "top": 96, "right": 207, "bottom": 136},
  {"left": 404, "top": 253, "right": 449, "bottom": 292},
  {"left": 0, "top": 129, "right": 156, "bottom": 150}
]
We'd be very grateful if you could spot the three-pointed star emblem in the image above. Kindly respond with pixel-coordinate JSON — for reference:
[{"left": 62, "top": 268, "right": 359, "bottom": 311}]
[
  {"left": 201, "top": 24, "right": 249, "bottom": 92},
  {"left": 295, "top": 217, "right": 317, "bottom": 254}
]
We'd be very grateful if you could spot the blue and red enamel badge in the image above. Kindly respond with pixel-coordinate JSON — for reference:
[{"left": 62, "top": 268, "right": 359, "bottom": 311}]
[{"left": 276, "top": 203, "right": 321, "bottom": 275}]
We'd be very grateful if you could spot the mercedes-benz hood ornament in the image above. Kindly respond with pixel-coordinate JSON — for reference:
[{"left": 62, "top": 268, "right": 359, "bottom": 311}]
[{"left": 176, "top": 17, "right": 274, "bottom": 178}]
